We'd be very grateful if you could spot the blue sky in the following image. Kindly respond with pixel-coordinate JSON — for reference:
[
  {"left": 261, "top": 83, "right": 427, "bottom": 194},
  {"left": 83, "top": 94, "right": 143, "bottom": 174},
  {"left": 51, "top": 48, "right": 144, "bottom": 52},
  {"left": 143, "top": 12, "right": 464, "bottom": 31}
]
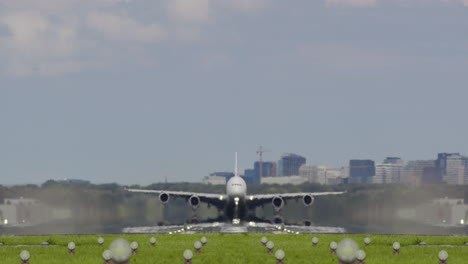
[{"left": 1, "top": 0, "right": 468, "bottom": 185}]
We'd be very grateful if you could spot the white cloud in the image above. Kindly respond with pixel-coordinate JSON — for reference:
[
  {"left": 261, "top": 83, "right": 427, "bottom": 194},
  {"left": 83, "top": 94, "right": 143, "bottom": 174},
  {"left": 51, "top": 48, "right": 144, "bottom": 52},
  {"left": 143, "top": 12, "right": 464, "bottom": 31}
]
[
  {"left": 325, "top": 0, "right": 377, "bottom": 7},
  {"left": 86, "top": 12, "right": 166, "bottom": 43},
  {"left": 0, "top": 11, "right": 78, "bottom": 58},
  {"left": 0, "top": 0, "right": 130, "bottom": 12},
  {"left": 0, "top": 1, "right": 168, "bottom": 76},
  {"left": 0, "top": 11, "right": 83, "bottom": 76},
  {"left": 167, "top": 0, "right": 211, "bottom": 23}
]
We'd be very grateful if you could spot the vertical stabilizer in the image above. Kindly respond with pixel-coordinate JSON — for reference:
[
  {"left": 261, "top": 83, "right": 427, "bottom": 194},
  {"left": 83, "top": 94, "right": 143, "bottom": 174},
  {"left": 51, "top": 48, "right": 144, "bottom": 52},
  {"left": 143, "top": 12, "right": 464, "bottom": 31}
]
[{"left": 235, "top": 152, "right": 238, "bottom": 177}]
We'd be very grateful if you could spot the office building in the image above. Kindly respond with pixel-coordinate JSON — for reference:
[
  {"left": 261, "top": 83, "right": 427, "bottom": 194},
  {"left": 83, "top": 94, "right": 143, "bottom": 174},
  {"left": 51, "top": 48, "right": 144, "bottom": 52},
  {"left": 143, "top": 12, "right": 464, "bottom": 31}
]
[
  {"left": 446, "top": 155, "right": 468, "bottom": 185},
  {"left": 341, "top": 167, "right": 350, "bottom": 184},
  {"left": 402, "top": 160, "right": 435, "bottom": 186},
  {"left": 323, "top": 167, "right": 342, "bottom": 184},
  {"left": 299, "top": 164, "right": 315, "bottom": 178},
  {"left": 421, "top": 167, "right": 443, "bottom": 184},
  {"left": 280, "top": 153, "right": 306, "bottom": 176},
  {"left": 254, "top": 161, "right": 277, "bottom": 178},
  {"left": 436, "top": 153, "right": 460, "bottom": 174},
  {"left": 244, "top": 169, "right": 255, "bottom": 178},
  {"left": 383, "top": 157, "right": 403, "bottom": 165},
  {"left": 261, "top": 175, "right": 308, "bottom": 185},
  {"left": 373, "top": 163, "right": 402, "bottom": 184},
  {"left": 243, "top": 169, "right": 259, "bottom": 184},
  {"left": 202, "top": 175, "right": 227, "bottom": 185},
  {"left": 277, "top": 160, "right": 283, "bottom": 177},
  {"left": 436, "top": 153, "right": 460, "bottom": 183},
  {"left": 299, "top": 164, "right": 342, "bottom": 185},
  {"left": 349, "top": 160, "right": 375, "bottom": 184}
]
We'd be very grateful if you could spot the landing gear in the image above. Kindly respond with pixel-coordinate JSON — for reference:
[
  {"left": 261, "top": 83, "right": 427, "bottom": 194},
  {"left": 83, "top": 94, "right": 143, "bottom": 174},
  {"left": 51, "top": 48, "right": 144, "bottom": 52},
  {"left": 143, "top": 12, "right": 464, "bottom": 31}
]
[
  {"left": 273, "top": 213, "right": 284, "bottom": 225},
  {"left": 190, "top": 207, "right": 199, "bottom": 224},
  {"left": 190, "top": 216, "right": 199, "bottom": 224}
]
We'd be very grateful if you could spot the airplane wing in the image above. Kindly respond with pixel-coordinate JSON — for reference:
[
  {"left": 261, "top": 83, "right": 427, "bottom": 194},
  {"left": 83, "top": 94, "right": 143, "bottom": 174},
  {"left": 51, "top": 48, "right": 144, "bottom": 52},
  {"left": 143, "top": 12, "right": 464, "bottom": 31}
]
[
  {"left": 126, "top": 188, "right": 227, "bottom": 208},
  {"left": 251, "top": 191, "right": 346, "bottom": 200},
  {"left": 247, "top": 191, "right": 346, "bottom": 208}
]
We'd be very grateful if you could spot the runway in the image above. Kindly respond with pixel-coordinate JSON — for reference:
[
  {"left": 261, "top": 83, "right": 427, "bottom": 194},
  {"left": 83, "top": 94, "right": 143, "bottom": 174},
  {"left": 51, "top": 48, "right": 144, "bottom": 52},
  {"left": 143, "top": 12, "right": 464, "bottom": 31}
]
[{"left": 122, "top": 222, "right": 346, "bottom": 234}]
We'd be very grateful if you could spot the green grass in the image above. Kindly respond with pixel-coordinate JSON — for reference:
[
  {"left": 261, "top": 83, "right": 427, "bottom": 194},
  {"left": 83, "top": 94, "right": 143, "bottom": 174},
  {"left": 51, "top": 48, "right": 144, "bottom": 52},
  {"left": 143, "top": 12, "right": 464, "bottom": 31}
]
[{"left": 0, "top": 233, "right": 467, "bottom": 263}]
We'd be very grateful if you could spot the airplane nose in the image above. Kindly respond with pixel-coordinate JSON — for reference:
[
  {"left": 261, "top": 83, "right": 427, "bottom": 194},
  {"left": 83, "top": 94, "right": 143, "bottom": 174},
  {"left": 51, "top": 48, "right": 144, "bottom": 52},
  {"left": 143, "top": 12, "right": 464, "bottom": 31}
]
[{"left": 230, "top": 186, "right": 245, "bottom": 197}]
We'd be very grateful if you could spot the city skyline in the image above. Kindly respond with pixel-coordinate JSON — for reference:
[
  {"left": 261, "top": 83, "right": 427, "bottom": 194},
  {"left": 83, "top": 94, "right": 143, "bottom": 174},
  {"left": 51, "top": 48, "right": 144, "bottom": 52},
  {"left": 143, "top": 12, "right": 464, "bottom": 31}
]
[
  {"left": 2, "top": 1, "right": 468, "bottom": 185},
  {"left": 206, "top": 151, "right": 468, "bottom": 186},
  {"left": 12, "top": 150, "right": 468, "bottom": 186}
]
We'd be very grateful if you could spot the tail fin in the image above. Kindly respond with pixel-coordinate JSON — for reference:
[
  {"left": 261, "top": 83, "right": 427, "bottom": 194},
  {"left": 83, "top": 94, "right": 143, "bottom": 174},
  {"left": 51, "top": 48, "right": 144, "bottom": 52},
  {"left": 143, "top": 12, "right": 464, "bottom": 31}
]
[{"left": 235, "top": 152, "right": 238, "bottom": 177}]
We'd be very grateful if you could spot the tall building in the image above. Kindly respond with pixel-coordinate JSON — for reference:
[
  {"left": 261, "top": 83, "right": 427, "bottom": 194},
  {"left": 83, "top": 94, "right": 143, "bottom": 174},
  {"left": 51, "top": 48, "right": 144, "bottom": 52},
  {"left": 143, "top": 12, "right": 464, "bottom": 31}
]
[
  {"left": 244, "top": 169, "right": 255, "bottom": 178},
  {"left": 373, "top": 163, "right": 402, "bottom": 184},
  {"left": 402, "top": 160, "right": 435, "bottom": 186},
  {"left": 299, "top": 164, "right": 315, "bottom": 179},
  {"left": 383, "top": 157, "right": 403, "bottom": 165},
  {"left": 436, "top": 153, "right": 460, "bottom": 174},
  {"left": 243, "top": 169, "right": 258, "bottom": 184},
  {"left": 421, "top": 167, "right": 443, "bottom": 184},
  {"left": 277, "top": 160, "right": 283, "bottom": 177},
  {"left": 446, "top": 155, "right": 468, "bottom": 185},
  {"left": 349, "top": 160, "right": 375, "bottom": 184},
  {"left": 324, "top": 168, "right": 343, "bottom": 184},
  {"left": 299, "top": 164, "right": 342, "bottom": 185},
  {"left": 254, "top": 161, "right": 276, "bottom": 178},
  {"left": 279, "top": 154, "right": 306, "bottom": 176},
  {"left": 436, "top": 153, "right": 460, "bottom": 183}
]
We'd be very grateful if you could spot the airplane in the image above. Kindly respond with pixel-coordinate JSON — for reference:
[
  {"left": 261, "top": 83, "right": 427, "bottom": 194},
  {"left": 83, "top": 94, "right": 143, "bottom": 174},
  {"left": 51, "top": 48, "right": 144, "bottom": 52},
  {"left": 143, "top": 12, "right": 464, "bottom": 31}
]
[{"left": 127, "top": 153, "right": 345, "bottom": 225}]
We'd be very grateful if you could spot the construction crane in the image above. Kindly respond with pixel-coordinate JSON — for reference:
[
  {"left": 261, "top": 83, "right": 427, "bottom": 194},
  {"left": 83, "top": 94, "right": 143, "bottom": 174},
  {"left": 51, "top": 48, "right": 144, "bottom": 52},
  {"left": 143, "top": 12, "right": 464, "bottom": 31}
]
[{"left": 256, "top": 146, "right": 271, "bottom": 182}]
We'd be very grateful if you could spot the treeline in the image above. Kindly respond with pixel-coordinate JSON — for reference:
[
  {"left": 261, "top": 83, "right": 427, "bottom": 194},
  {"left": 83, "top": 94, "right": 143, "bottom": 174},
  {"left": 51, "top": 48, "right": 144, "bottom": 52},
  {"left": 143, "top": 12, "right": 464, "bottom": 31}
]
[{"left": 0, "top": 181, "right": 467, "bottom": 234}]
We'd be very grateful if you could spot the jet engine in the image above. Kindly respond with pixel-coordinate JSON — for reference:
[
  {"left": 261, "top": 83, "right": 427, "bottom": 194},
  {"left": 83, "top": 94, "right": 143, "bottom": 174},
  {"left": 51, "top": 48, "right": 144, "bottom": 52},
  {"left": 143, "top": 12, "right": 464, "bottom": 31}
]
[
  {"left": 159, "top": 193, "right": 170, "bottom": 204},
  {"left": 272, "top": 196, "right": 284, "bottom": 211},
  {"left": 302, "top": 194, "right": 314, "bottom": 207},
  {"left": 189, "top": 195, "right": 201, "bottom": 209},
  {"left": 303, "top": 219, "right": 312, "bottom": 226}
]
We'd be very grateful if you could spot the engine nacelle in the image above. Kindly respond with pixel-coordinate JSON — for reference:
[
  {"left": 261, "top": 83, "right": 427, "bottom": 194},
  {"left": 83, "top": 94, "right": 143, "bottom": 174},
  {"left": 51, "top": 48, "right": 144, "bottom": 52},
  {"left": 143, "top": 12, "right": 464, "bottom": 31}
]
[
  {"left": 303, "top": 219, "right": 312, "bottom": 226},
  {"left": 159, "top": 193, "right": 170, "bottom": 204},
  {"left": 272, "top": 196, "right": 284, "bottom": 211},
  {"left": 302, "top": 194, "right": 314, "bottom": 207},
  {"left": 189, "top": 195, "right": 200, "bottom": 209}
]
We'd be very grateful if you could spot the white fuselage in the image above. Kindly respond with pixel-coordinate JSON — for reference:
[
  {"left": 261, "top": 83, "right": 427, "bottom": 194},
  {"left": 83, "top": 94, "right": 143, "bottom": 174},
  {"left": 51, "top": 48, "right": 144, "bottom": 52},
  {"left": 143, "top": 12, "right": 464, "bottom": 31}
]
[
  {"left": 225, "top": 176, "right": 247, "bottom": 220},
  {"left": 226, "top": 176, "right": 247, "bottom": 199}
]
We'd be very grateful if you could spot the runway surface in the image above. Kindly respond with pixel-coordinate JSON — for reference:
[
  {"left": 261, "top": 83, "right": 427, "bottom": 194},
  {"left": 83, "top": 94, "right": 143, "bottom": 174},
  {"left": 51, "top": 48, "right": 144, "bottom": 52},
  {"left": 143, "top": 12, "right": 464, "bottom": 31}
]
[{"left": 122, "top": 222, "right": 346, "bottom": 234}]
